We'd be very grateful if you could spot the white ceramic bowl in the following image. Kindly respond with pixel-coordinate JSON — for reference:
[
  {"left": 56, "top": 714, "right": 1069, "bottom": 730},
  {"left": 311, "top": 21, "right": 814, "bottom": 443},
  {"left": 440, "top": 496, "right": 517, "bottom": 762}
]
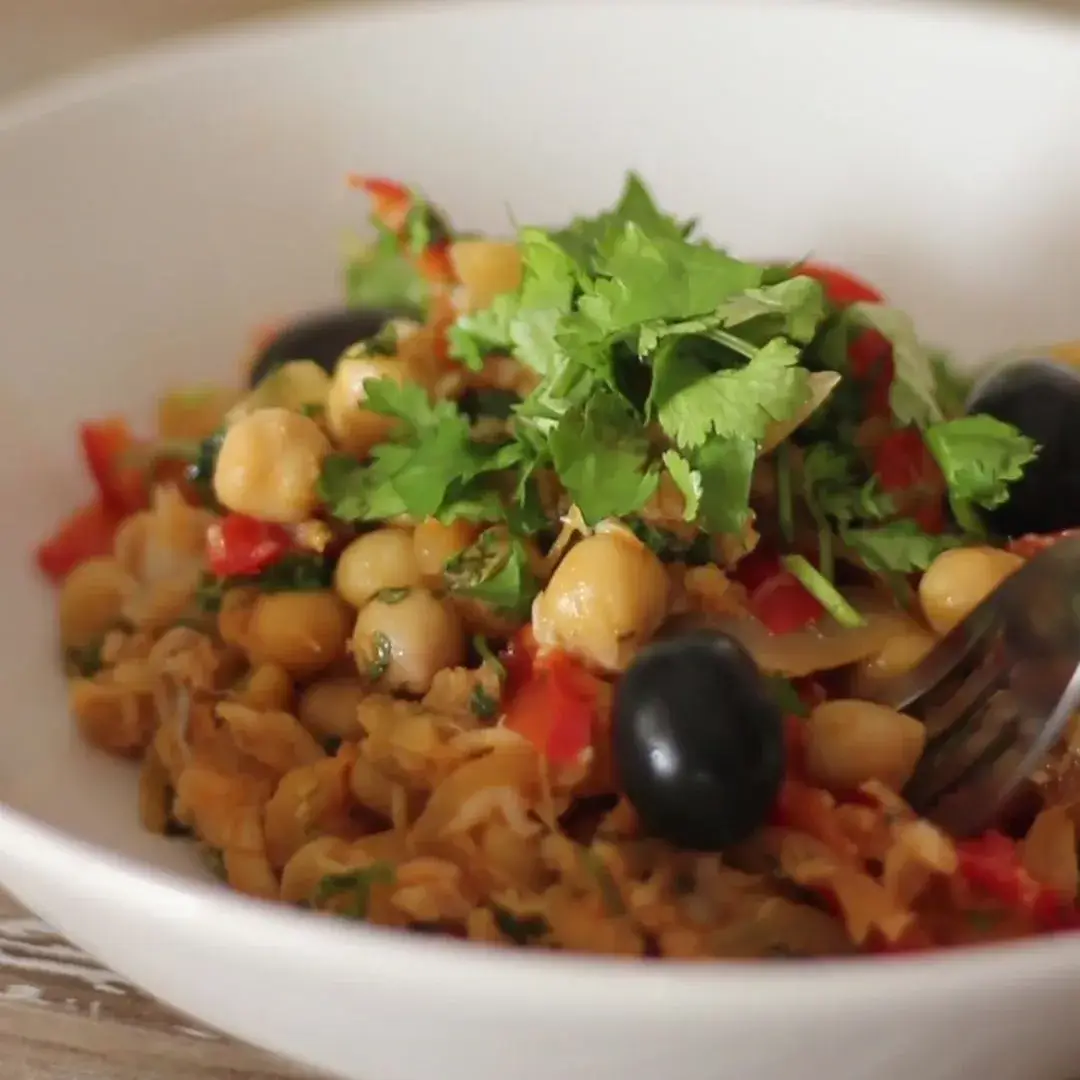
[{"left": 2, "top": 2, "right": 1080, "bottom": 1078}]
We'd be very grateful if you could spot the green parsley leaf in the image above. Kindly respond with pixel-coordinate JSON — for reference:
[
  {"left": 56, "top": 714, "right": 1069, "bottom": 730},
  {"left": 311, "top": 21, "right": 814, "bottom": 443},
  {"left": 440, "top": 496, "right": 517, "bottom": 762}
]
[
  {"left": 313, "top": 862, "right": 396, "bottom": 920},
  {"left": 444, "top": 531, "right": 539, "bottom": 617},
  {"left": 254, "top": 553, "right": 335, "bottom": 592},
  {"left": 781, "top": 555, "right": 865, "bottom": 628},
  {"left": 925, "top": 415, "right": 1038, "bottom": 511},
  {"left": 931, "top": 353, "right": 973, "bottom": 418},
  {"left": 195, "top": 572, "right": 226, "bottom": 614},
  {"left": 650, "top": 338, "right": 809, "bottom": 450},
  {"left": 491, "top": 906, "right": 549, "bottom": 945},
  {"left": 847, "top": 303, "right": 944, "bottom": 427},
  {"left": 548, "top": 391, "right": 659, "bottom": 524},
  {"left": 842, "top": 520, "right": 961, "bottom": 575},
  {"left": 375, "top": 587, "right": 411, "bottom": 605},
  {"left": 578, "top": 848, "right": 625, "bottom": 915},
  {"left": 186, "top": 426, "right": 227, "bottom": 507},
  {"left": 625, "top": 522, "right": 713, "bottom": 564}
]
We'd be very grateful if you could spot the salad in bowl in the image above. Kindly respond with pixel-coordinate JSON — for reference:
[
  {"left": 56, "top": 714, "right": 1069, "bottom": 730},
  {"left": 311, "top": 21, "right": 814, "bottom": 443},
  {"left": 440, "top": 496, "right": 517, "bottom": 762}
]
[{"left": 38, "top": 172, "right": 1080, "bottom": 961}]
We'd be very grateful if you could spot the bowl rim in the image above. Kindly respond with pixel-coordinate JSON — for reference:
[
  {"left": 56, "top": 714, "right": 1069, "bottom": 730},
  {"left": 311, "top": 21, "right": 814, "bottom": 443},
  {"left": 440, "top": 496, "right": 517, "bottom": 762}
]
[{"left": 3, "top": 0, "right": 1080, "bottom": 1010}]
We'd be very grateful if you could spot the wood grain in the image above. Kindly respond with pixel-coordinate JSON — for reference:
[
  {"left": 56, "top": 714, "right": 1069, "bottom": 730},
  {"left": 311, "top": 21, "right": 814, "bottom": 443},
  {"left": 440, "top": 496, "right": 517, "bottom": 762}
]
[{"left": 0, "top": 892, "right": 313, "bottom": 1079}]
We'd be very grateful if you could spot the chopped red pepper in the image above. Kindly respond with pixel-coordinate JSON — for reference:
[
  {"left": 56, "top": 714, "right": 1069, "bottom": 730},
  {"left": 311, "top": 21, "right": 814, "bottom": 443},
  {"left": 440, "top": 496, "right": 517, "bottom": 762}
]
[
  {"left": 35, "top": 500, "right": 123, "bottom": 582},
  {"left": 503, "top": 648, "right": 599, "bottom": 766},
  {"left": 771, "top": 779, "right": 858, "bottom": 859},
  {"left": 732, "top": 549, "right": 825, "bottom": 635},
  {"left": 348, "top": 174, "right": 412, "bottom": 231},
  {"left": 795, "top": 261, "right": 884, "bottom": 307},
  {"left": 956, "top": 831, "right": 1080, "bottom": 930},
  {"left": 206, "top": 514, "right": 292, "bottom": 578},
  {"left": 80, "top": 419, "right": 150, "bottom": 516},
  {"left": 872, "top": 427, "right": 947, "bottom": 534},
  {"left": 415, "top": 239, "right": 456, "bottom": 285},
  {"left": 1008, "top": 530, "right": 1080, "bottom": 560},
  {"left": 748, "top": 571, "right": 825, "bottom": 635}
]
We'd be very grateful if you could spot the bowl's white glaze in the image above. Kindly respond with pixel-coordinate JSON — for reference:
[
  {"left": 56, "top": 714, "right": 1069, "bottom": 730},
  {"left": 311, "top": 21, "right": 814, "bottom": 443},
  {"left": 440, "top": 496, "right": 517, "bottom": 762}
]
[{"left": 2, "top": 3, "right": 1080, "bottom": 1078}]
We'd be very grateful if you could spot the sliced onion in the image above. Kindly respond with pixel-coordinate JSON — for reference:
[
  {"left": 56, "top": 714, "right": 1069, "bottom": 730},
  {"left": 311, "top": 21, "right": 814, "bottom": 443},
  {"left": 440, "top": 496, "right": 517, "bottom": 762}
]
[{"left": 668, "top": 589, "right": 918, "bottom": 677}]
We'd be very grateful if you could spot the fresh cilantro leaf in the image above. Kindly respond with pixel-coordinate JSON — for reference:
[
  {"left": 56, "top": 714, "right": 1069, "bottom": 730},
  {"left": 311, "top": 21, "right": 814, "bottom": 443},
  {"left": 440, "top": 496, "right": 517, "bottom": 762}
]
[
  {"left": 802, "top": 444, "right": 895, "bottom": 527},
  {"left": 578, "top": 848, "right": 625, "bottom": 915},
  {"left": 781, "top": 555, "right": 865, "bottom": 628},
  {"left": 691, "top": 436, "right": 758, "bottom": 534},
  {"left": 186, "top": 426, "right": 227, "bottom": 507},
  {"left": 766, "top": 675, "right": 809, "bottom": 718},
  {"left": 491, "top": 906, "right": 549, "bottom": 945},
  {"left": 254, "top": 553, "right": 335, "bottom": 592},
  {"left": 318, "top": 380, "right": 524, "bottom": 524},
  {"left": 449, "top": 231, "right": 577, "bottom": 374},
  {"left": 473, "top": 635, "right": 508, "bottom": 679},
  {"left": 322, "top": 734, "right": 344, "bottom": 755},
  {"left": 365, "top": 631, "right": 394, "bottom": 681},
  {"left": 65, "top": 639, "right": 104, "bottom": 678},
  {"left": 625, "top": 522, "right": 713, "bottom": 564},
  {"left": 650, "top": 338, "right": 809, "bottom": 450},
  {"left": 195, "top": 572, "right": 226, "bottom": 613},
  {"left": 444, "top": 530, "right": 539, "bottom": 617},
  {"left": 661, "top": 449, "right": 701, "bottom": 522},
  {"left": 345, "top": 228, "right": 428, "bottom": 313},
  {"left": 711, "top": 275, "right": 828, "bottom": 346},
  {"left": 548, "top": 391, "right": 658, "bottom": 524},
  {"left": 847, "top": 303, "right": 943, "bottom": 427},
  {"left": 925, "top": 415, "right": 1038, "bottom": 511},
  {"left": 842, "top": 520, "right": 961, "bottom": 575},
  {"left": 375, "top": 587, "right": 411, "bottom": 605},
  {"left": 549, "top": 171, "right": 693, "bottom": 269},
  {"left": 400, "top": 194, "right": 452, "bottom": 255},
  {"left": 575, "top": 224, "right": 763, "bottom": 341},
  {"left": 469, "top": 684, "right": 500, "bottom": 721},
  {"left": 366, "top": 322, "right": 400, "bottom": 357},
  {"left": 314, "top": 862, "right": 396, "bottom": 920}
]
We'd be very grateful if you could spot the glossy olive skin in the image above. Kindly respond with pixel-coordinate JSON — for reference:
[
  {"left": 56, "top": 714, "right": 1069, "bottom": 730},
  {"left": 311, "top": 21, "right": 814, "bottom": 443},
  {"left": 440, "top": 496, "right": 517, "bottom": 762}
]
[
  {"left": 966, "top": 358, "right": 1080, "bottom": 537},
  {"left": 613, "top": 631, "right": 786, "bottom": 852},
  {"left": 249, "top": 306, "right": 407, "bottom": 387}
]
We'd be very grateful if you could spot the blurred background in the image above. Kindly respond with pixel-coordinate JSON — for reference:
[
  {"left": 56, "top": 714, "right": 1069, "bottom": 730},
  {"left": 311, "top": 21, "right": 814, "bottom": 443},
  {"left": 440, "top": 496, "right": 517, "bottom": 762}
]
[{"left": 3, "top": 0, "right": 1079, "bottom": 100}]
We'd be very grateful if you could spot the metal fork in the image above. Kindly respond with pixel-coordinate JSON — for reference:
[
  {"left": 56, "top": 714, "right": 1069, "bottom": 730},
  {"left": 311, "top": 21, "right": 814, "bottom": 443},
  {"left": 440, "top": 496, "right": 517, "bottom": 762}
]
[{"left": 865, "top": 534, "right": 1080, "bottom": 837}]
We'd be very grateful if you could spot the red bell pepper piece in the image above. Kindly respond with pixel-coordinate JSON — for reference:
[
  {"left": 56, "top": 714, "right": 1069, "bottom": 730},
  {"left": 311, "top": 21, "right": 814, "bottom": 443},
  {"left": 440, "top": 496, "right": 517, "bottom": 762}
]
[
  {"left": 415, "top": 239, "right": 456, "bottom": 285},
  {"left": 956, "top": 831, "right": 1080, "bottom": 930},
  {"left": 503, "top": 648, "right": 599, "bottom": 766},
  {"left": 1008, "top": 530, "right": 1080, "bottom": 560},
  {"left": 80, "top": 419, "right": 150, "bottom": 516},
  {"left": 35, "top": 500, "right": 123, "bottom": 582},
  {"left": 206, "top": 514, "right": 292, "bottom": 578},
  {"left": 795, "top": 261, "right": 884, "bottom": 307},
  {"left": 872, "top": 427, "right": 947, "bottom": 534},
  {"left": 348, "top": 174, "right": 412, "bottom": 231},
  {"left": 748, "top": 571, "right": 825, "bottom": 635},
  {"left": 733, "top": 548, "right": 825, "bottom": 635}
]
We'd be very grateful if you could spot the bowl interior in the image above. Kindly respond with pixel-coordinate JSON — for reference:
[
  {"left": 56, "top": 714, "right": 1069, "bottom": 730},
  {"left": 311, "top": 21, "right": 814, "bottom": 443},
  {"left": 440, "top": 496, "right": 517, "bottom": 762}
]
[{"left": 0, "top": 0, "right": 1079, "bottom": 935}]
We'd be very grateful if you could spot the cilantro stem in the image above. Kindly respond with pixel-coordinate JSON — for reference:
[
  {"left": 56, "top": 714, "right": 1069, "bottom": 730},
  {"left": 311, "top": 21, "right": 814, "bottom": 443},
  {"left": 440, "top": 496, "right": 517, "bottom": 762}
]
[
  {"left": 776, "top": 442, "right": 794, "bottom": 545},
  {"left": 781, "top": 555, "right": 865, "bottom": 629},
  {"left": 817, "top": 526, "right": 834, "bottom": 582},
  {"left": 708, "top": 329, "right": 758, "bottom": 360}
]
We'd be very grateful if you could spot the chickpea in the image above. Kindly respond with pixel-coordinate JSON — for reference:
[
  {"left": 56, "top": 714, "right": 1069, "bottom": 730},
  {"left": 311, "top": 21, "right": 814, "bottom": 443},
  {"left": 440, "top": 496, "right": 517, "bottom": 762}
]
[
  {"left": 334, "top": 528, "right": 421, "bottom": 610},
  {"left": 449, "top": 240, "right": 523, "bottom": 313},
  {"left": 58, "top": 557, "right": 135, "bottom": 648},
  {"left": 298, "top": 677, "right": 366, "bottom": 742},
  {"left": 804, "top": 700, "right": 926, "bottom": 792},
  {"left": 326, "top": 350, "right": 408, "bottom": 458},
  {"left": 919, "top": 546, "right": 1023, "bottom": 636},
  {"left": 213, "top": 407, "right": 330, "bottom": 523},
  {"left": 246, "top": 591, "right": 352, "bottom": 677},
  {"left": 413, "top": 517, "right": 479, "bottom": 579},
  {"left": 351, "top": 588, "right": 465, "bottom": 696},
  {"left": 857, "top": 628, "right": 937, "bottom": 686},
  {"left": 532, "top": 527, "right": 669, "bottom": 672}
]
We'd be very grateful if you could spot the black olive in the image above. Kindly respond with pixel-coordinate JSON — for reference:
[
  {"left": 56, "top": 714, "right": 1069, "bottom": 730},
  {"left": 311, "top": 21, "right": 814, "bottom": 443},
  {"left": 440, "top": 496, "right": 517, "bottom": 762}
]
[
  {"left": 966, "top": 358, "right": 1080, "bottom": 537},
  {"left": 612, "top": 631, "right": 785, "bottom": 852},
  {"left": 248, "top": 306, "right": 410, "bottom": 388}
]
